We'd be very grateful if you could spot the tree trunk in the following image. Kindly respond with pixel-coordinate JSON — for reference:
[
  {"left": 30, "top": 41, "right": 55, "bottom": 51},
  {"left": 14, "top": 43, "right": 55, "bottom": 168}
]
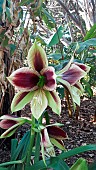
[{"left": 0, "top": 50, "right": 15, "bottom": 115}]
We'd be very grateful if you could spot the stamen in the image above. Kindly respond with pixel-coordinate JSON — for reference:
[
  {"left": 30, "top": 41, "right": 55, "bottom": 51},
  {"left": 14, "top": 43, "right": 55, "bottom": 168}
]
[{"left": 37, "top": 76, "right": 45, "bottom": 88}]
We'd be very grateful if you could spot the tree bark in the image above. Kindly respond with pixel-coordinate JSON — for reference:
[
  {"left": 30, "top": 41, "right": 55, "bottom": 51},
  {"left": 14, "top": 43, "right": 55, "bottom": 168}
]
[{"left": 0, "top": 50, "right": 15, "bottom": 115}]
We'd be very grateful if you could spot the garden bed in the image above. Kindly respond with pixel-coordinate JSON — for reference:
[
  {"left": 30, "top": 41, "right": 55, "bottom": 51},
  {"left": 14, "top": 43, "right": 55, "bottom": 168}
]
[{"left": 0, "top": 96, "right": 96, "bottom": 166}]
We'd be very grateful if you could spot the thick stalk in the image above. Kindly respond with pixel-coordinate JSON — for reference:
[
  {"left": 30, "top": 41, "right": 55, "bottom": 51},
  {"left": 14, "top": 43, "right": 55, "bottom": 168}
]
[
  {"left": 34, "top": 115, "right": 43, "bottom": 163},
  {"left": 34, "top": 115, "right": 42, "bottom": 163},
  {"left": 26, "top": 117, "right": 35, "bottom": 166},
  {"left": 34, "top": 132, "right": 41, "bottom": 163}
]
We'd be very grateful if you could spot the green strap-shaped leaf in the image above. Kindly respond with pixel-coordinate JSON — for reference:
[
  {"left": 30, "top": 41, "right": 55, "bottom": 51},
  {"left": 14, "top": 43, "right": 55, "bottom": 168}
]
[
  {"left": 20, "top": 132, "right": 31, "bottom": 159},
  {"left": 11, "top": 139, "right": 18, "bottom": 159},
  {"left": 48, "top": 158, "right": 69, "bottom": 170},
  {"left": 25, "top": 158, "right": 69, "bottom": 170},
  {"left": 30, "top": 144, "right": 96, "bottom": 170},
  {"left": 11, "top": 131, "right": 30, "bottom": 161},
  {"left": 0, "top": 159, "right": 25, "bottom": 167},
  {"left": 70, "top": 158, "right": 88, "bottom": 170},
  {"left": 59, "top": 144, "right": 96, "bottom": 159}
]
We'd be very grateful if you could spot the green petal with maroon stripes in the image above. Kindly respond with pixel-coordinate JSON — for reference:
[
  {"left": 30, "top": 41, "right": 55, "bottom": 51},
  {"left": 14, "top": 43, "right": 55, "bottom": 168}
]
[
  {"left": 0, "top": 123, "right": 20, "bottom": 138},
  {"left": 41, "top": 66, "right": 56, "bottom": 91},
  {"left": 45, "top": 90, "right": 61, "bottom": 115},
  {"left": 0, "top": 115, "right": 32, "bottom": 129},
  {"left": 71, "top": 86, "right": 81, "bottom": 106},
  {"left": 31, "top": 89, "right": 48, "bottom": 120},
  {"left": 74, "top": 82, "right": 84, "bottom": 93},
  {"left": 11, "top": 91, "right": 35, "bottom": 112},
  {"left": 56, "top": 56, "right": 74, "bottom": 75},
  {"left": 0, "top": 117, "right": 31, "bottom": 138},
  {"left": 7, "top": 67, "right": 39, "bottom": 91},
  {"left": 74, "top": 62, "right": 90, "bottom": 73},
  {"left": 60, "top": 64, "right": 86, "bottom": 86},
  {"left": 41, "top": 128, "right": 55, "bottom": 157},
  {"left": 50, "top": 138, "right": 66, "bottom": 150},
  {"left": 27, "top": 42, "right": 48, "bottom": 72},
  {"left": 57, "top": 78, "right": 81, "bottom": 106},
  {"left": 0, "top": 119, "right": 18, "bottom": 129}
]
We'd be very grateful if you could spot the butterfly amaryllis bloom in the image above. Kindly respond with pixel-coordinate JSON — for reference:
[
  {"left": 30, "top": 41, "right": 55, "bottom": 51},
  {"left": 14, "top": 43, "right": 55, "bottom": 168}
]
[
  {"left": 7, "top": 42, "right": 61, "bottom": 120},
  {"left": 56, "top": 56, "right": 90, "bottom": 106},
  {"left": 0, "top": 115, "right": 32, "bottom": 138},
  {"left": 41, "top": 126, "right": 67, "bottom": 157}
]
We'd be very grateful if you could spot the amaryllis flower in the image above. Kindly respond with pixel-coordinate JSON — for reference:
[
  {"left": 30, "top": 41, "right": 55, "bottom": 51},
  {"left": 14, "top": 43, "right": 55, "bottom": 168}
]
[
  {"left": 56, "top": 56, "right": 90, "bottom": 106},
  {"left": 7, "top": 42, "right": 61, "bottom": 120},
  {"left": 41, "top": 126, "right": 67, "bottom": 158},
  {"left": 0, "top": 115, "right": 32, "bottom": 138}
]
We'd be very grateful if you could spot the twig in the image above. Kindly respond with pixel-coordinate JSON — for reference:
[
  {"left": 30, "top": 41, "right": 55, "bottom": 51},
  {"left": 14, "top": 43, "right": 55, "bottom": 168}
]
[{"left": 56, "top": 0, "right": 85, "bottom": 36}]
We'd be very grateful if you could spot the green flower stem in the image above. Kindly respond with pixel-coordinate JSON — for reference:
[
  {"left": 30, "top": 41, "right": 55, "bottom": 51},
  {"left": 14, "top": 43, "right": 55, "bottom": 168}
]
[
  {"left": 34, "top": 116, "right": 42, "bottom": 163},
  {"left": 26, "top": 117, "right": 35, "bottom": 166},
  {"left": 34, "top": 132, "right": 41, "bottom": 163}
]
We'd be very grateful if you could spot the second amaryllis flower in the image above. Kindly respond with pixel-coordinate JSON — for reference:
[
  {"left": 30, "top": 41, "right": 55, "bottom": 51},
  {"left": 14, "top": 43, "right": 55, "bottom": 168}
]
[
  {"left": 0, "top": 115, "right": 32, "bottom": 138},
  {"left": 7, "top": 42, "right": 61, "bottom": 120},
  {"left": 56, "top": 56, "right": 90, "bottom": 106},
  {"left": 41, "top": 125, "right": 67, "bottom": 158}
]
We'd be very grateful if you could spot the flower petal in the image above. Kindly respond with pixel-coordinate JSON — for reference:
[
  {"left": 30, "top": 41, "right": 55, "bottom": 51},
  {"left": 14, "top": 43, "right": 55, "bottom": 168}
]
[
  {"left": 57, "top": 78, "right": 81, "bottom": 106},
  {"left": 41, "top": 66, "right": 56, "bottom": 91},
  {"left": 50, "top": 138, "right": 65, "bottom": 150},
  {"left": 41, "top": 128, "right": 55, "bottom": 156},
  {"left": 7, "top": 67, "right": 39, "bottom": 91},
  {"left": 41, "top": 128, "right": 53, "bottom": 148},
  {"left": 0, "top": 123, "right": 20, "bottom": 138},
  {"left": 0, "top": 116, "right": 30, "bottom": 138},
  {"left": 71, "top": 86, "right": 81, "bottom": 106},
  {"left": 0, "top": 115, "right": 32, "bottom": 122},
  {"left": 56, "top": 56, "right": 74, "bottom": 75},
  {"left": 31, "top": 90, "right": 48, "bottom": 120},
  {"left": 74, "top": 82, "right": 84, "bottom": 93},
  {"left": 74, "top": 62, "right": 90, "bottom": 73},
  {"left": 0, "top": 119, "right": 18, "bottom": 129},
  {"left": 47, "top": 126, "right": 68, "bottom": 140},
  {"left": 61, "top": 64, "right": 86, "bottom": 85},
  {"left": 0, "top": 115, "right": 32, "bottom": 130},
  {"left": 27, "top": 42, "right": 48, "bottom": 72},
  {"left": 0, "top": 115, "right": 16, "bottom": 120},
  {"left": 11, "top": 91, "right": 35, "bottom": 112},
  {"left": 45, "top": 91, "right": 61, "bottom": 115}
]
